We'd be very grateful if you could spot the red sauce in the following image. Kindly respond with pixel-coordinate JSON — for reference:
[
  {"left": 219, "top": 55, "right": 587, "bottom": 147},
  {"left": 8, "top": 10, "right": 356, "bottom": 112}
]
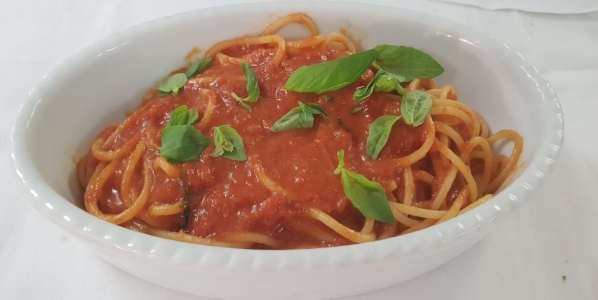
[{"left": 93, "top": 45, "right": 429, "bottom": 249}]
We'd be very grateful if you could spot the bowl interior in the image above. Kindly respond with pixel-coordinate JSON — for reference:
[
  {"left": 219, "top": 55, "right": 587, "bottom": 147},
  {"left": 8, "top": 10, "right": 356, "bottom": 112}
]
[{"left": 17, "top": 4, "right": 548, "bottom": 234}]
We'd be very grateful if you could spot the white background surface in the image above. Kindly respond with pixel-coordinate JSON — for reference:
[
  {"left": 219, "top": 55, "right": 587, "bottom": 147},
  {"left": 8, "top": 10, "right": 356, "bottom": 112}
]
[
  {"left": 1, "top": 0, "right": 596, "bottom": 299},
  {"left": 435, "top": 0, "right": 598, "bottom": 14}
]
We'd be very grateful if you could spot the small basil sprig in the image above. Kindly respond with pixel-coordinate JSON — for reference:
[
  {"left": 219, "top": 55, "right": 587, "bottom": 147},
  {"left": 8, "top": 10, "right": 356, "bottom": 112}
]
[
  {"left": 168, "top": 105, "right": 199, "bottom": 126},
  {"left": 211, "top": 125, "right": 247, "bottom": 161},
  {"left": 159, "top": 59, "right": 212, "bottom": 96},
  {"left": 160, "top": 105, "right": 211, "bottom": 163},
  {"left": 284, "top": 49, "right": 378, "bottom": 93},
  {"left": 366, "top": 115, "right": 401, "bottom": 159},
  {"left": 285, "top": 45, "right": 443, "bottom": 95},
  {"left": 374, "top": 45, "right": 444, "bottom": 82},
  {"left": 185, "top": 58, "right": 212, "bottom": 79},
  {"left": 271, "top": 101, "right": 327, "bottom": 132},
  {"left": 160, "top": 126, "right": 211, "bottom": 163},
  {"left": 232, "top": 63, "right": 260, "bottom": 112},
  {"left": 365, "top": 92, "right": 432, "bottom": 159},
  {"left": 354, "top": 70, "right": 406, "bottom": 101},
  {"left": 158, "top": 73, "right": 187, "bottom": 96},
  {"left": 401, "top": 91, "right": 432, "bottom": 126},
  {"left": 333, "top": 150, "right": 394, "bottom": 223}
]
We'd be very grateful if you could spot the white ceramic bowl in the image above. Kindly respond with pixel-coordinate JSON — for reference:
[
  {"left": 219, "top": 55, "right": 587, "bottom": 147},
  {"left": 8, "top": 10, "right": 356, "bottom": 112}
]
[{"left": 11, "top": 1, "right": 564, "bottom": 299}]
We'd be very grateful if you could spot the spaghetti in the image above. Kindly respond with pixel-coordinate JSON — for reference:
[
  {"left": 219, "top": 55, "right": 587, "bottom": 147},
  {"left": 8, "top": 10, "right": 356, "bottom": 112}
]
[{"left": 77, "top": 13, "right": 523, "bottom": 249}]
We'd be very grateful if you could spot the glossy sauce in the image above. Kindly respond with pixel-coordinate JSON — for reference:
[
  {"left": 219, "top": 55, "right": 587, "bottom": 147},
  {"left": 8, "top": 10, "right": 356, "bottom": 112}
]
[{"left": 94, "top": 45, "right": 431, "bottom": 248}]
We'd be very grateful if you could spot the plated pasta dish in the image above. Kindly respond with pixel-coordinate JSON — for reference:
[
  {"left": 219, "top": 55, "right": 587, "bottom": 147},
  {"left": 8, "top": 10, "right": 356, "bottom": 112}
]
[{"left": 77, "top": 13, "right": 523, "bottom": 249}]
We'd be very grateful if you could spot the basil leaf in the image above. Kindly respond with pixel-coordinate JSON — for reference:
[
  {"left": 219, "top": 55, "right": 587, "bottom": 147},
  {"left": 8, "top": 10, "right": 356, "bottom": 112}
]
[
  {"left": 351, "top": 107, "right": 363, "bottom": 114},
  {"left": 373, "top": 73, "right": 405, "bottom": 95},
  {"left": 302, "top": 102, "right": 328, "bottom": 120},
  {"left": 333, "top": 150, "right": 394, "bottom": 223},
  {"left": 211, "top": 147, "right": 224, "bottom": 158},
  {"left": 341, "top": 172, "right": 395, "bottom": 223},
  {"left": 185, "top": 58, "right": 212, "bottom": 79},
  {"left": 284, "top": 49, "right": 378, "bottom": 93},
  {"left": 354, "top": 70, "right": 386, "bottom": 101},
  {"left": 366, "top": 115, "right": 401, "bottom": 159},
  {"left": 374, "top": 45, "right": 444, "bottom": 82},
  {"left": 335, "top": 149, "right": 345, "bottom": 171},
  {"left": 187, "top": 110, "right": 200, "bottom": 125},
  {"left": 168, "top": 105, "right": 200, "bottom": 126},
  {"left": 161, "top": 106, "right": 209, "bottom": 163},
  {"left": 160, "top": 125, "right": 211, "bottom": 164},
  {"left": 271, "top": 107, "right": 306, "bottom": 132},
  {"left": 159, "top": 73, "right": 187, "bottom": 95},
  {"left": 401, "top": 91, "right": 432, "bottom": 126},
  {"left": 354, "top": 70, "right": 406, "bottom": 102},
  {"left": 168, "top": 105, "right": 190, "bottom": 126},
  {"left": 271, "top": 101, "right": 327, "bottom": 132},
  {"left": 211, "top": 125, "right": 247, "bottom": 161},
  {"left": 232, "top": 63, "right": 260, "bottom": 111}
]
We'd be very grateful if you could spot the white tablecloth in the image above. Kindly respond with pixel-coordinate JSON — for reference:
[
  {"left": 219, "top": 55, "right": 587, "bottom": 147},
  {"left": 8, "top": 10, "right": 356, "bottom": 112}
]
[
  {"left": 434, "top": 0, "right": 598, "bottom": 14},
  {"left": 1, "top": 1, "right": 596, "bottom": 299}
]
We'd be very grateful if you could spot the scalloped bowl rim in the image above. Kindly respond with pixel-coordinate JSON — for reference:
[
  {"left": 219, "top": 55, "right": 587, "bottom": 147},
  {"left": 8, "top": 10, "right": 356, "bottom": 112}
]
[{"left": 10, "top": 1, "right": 564, "bottom": 272}]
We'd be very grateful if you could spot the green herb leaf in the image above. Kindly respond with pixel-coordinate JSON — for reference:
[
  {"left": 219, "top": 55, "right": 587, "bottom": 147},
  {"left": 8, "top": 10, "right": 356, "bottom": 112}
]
[
  {"left": 354, "top": 70, "right": 385, "bottom": 101},
  {"left": 160, "top": 105, "right": 209, "bottom": 163},
  {"left": 185, "top": 58, "right": 212, "bottom": 79},
  {"left": 354, "top": 70, "right": 406, "bottom": 102},
  {"left": 284, "top": 49, "right": 378, "bottom": 93},
  {"left": 333, "top": 149, "right": 345, "bottom": 174},
  {"left": 302, "top": 102, "right": 328, "bottom": 119},
  {"left": 366, "top": 115, "right": 401, "bottom": 159},
  {"left": 211, "top": 125, "right": 247, "bottom": 161},
  {"left": 187, "top": 110, "right": 200, "bottom": 125},
  {"left": 237, "top": 100, "right": 252, "bottom": 112},
  {"left": 232, "top": 63, "right": 260, "bottom": 111},
  {"left": 400, "top": 91, "right": 432, "bottom": 126},
  {"left": 351, "top": 107, "right": 363, "bottom": 114},
  {"left": 374, "top": 45, "right": 444, "bottom": 82},
  {"left": 271, "top": 101, "right": 327, "bottom": 132},
  {"left": 159, "top": 73, "right": 188, "bottom": 95},
  {"left": 373, "top": 72, "right": 406, "bottom": 95},
  {"left": 168, "top": 105, "right": 200, "bottom": 126},
  {"left": 160, "top": 125, "right": 211, "bottom": 164},
  {"left": 333, "top": 150, "right": 394, "bottom": 223}
]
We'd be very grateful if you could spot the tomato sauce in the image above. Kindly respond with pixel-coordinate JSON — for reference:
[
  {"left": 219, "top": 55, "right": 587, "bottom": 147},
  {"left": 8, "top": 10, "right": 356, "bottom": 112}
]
[{"left": 94, "top": 45, "right": 428, "bottom": 248}]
